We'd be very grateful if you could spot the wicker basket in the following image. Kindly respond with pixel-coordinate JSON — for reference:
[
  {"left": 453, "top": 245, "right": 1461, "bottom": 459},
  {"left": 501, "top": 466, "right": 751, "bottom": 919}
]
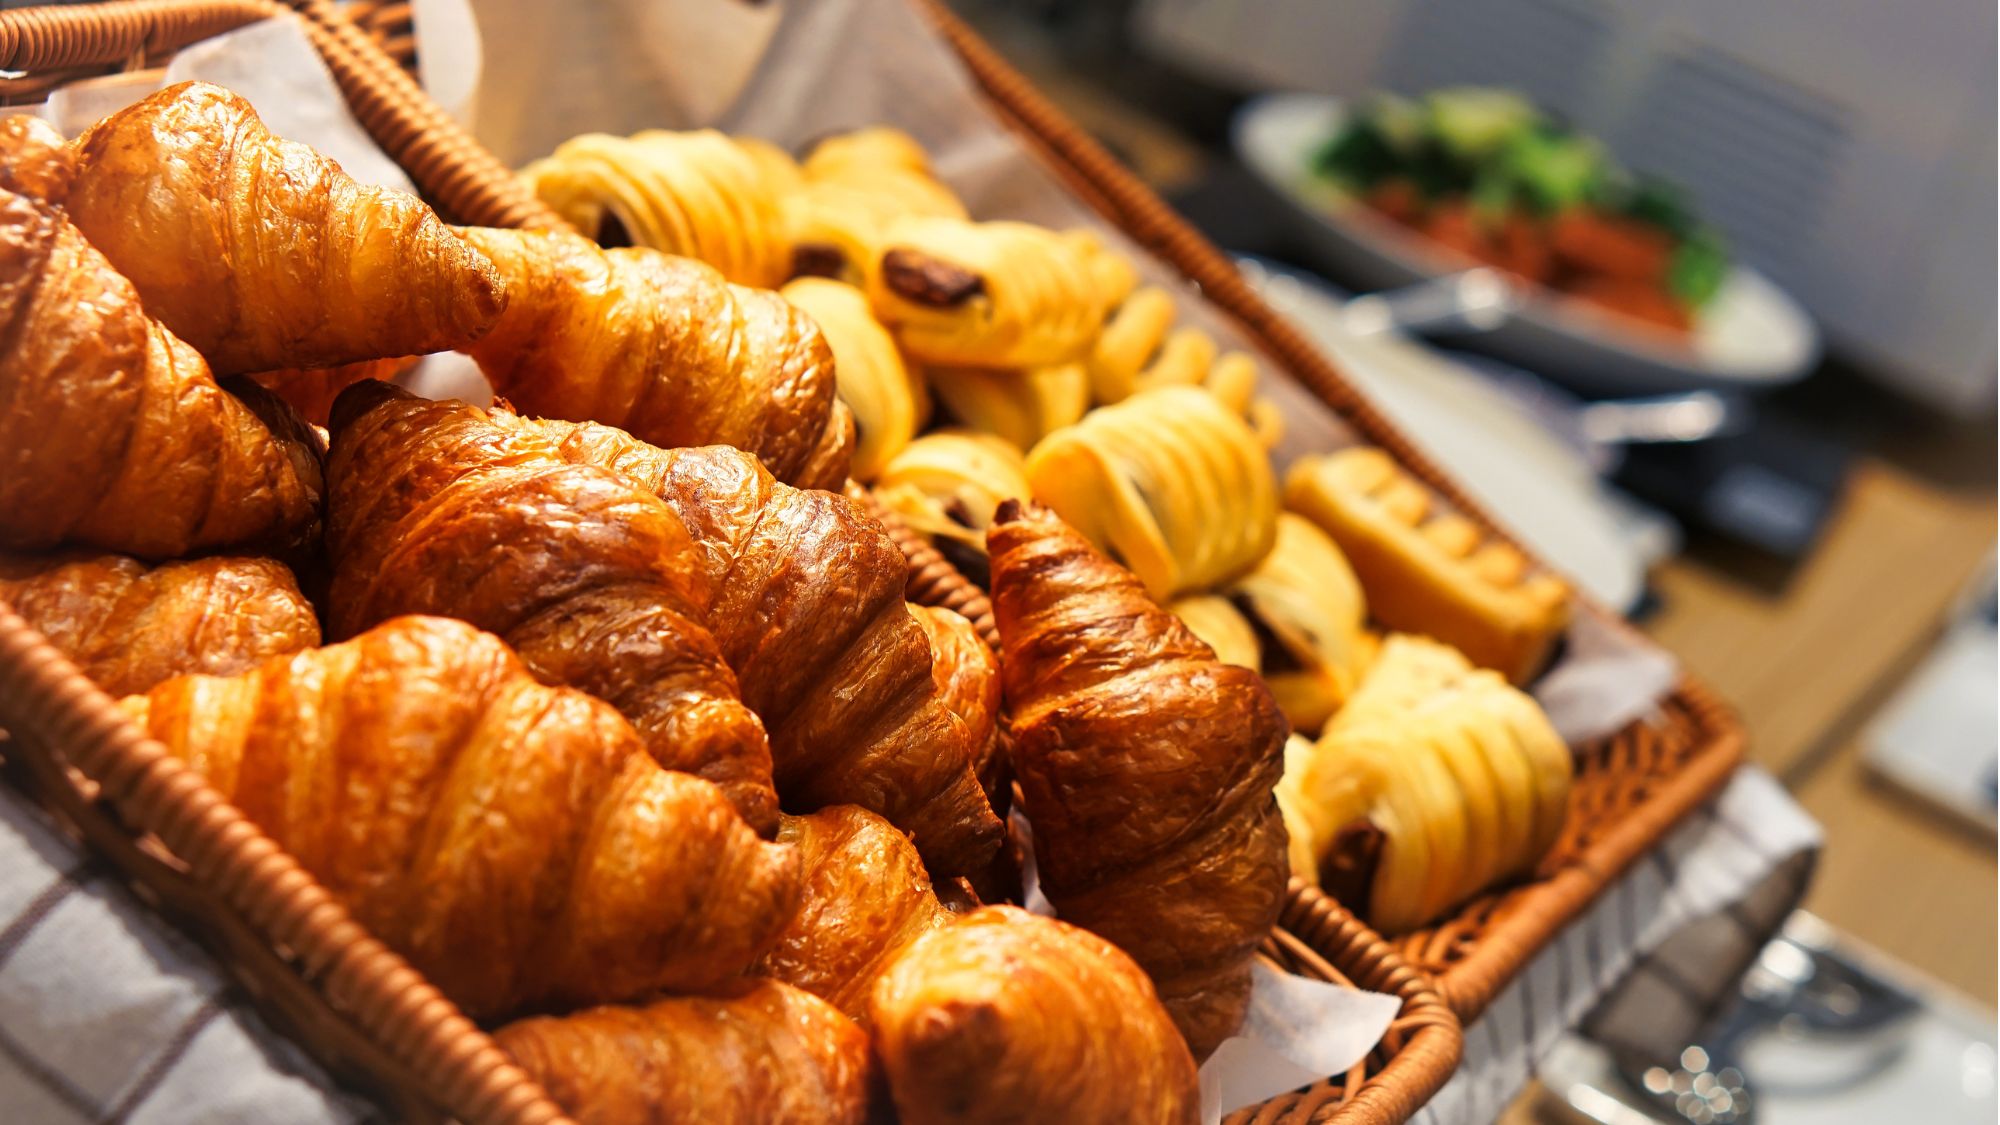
[{"left": 0, "top": 2, "right": 1463, "bottom": 1122}]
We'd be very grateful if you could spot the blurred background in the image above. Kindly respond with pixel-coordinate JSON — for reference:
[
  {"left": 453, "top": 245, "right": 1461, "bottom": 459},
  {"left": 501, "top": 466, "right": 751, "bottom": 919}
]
[{"left": 944, "top": 0, "right": 1996, "bottom": 1120}]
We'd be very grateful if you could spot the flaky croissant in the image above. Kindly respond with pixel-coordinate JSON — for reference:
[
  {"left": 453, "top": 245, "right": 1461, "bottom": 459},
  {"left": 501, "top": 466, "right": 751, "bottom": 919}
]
[
  {"left": 0, "top": 552, "right": 318, "bottom": 696},
  {"left": 457, "top": 226, "right": 848, "bottom": 490},
  {"left": 909, "top": 604, "right": 1006, "bottom": 813},
  {"left": 0, "top": 186, "right": 322, "bottom": 559},
  {"left": 780, "top": 276, "right": 927, "bottom": 480},
  {"left": 246, "top": 357, "right": 415, "bottom": 427},
  {"left": 121, "top": 615, "right": 799, "bottom": 1018},
  {"left": 871, "top": 906, "right": 1199, "bottom": 1125},
  {"left": 63, "top": 82, "right": 506, "bottom": 375},
  {"left": 868, "top": 218, "right": 1124, "bottom": 369},
  {"left": 0, "top": 114, "right": 74, "bottom": 202},
  {"left": 522, "top": 129, "right": 792, "bottom": 288},
  {"left": 513, "top": 415, "right": 1002, "bottom": 877},
  {"left": 753, "top": 805, "right": 951, "bottom": 1024},
  {"left": 495, "top": 980, "right": 873, "bottom": 1125},
  {"left": 1025, "top": 385, "right": 1278, "bottom": 601},
  {"left": 989, "top": 501, "right": 1288, "bottom": 1059},
  {"left": 324, "top": 383, "right": 779, "bottom": 834}
]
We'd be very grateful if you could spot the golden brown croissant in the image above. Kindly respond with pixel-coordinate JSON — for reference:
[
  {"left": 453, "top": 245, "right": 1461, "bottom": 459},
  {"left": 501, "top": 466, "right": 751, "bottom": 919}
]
[
  {"left": 988, "top": 501, "right": 1288, "bottom": 1058},
  {"left": 521, "top": 129, "right": 793, "bottom": 288},
  {"left": 457, "top": 226, "right": 848, "bottom": 489},
  {"left": 0, "top": 186, "right": 323, "bottom": 559},
  {"left": 121, "top": 615, "right": 799, "bottom": 1018},
  {"left": 871, "top": 905, "right": 1200, "bottom": 1125},
  {"left": 511, "top": 415, "right": 1002, "bottom": 877},
  {"left": 323, "top": 382, "right": 779, "bottom": 834},
  {"left": 753, "top": 805, "right": 951, "bottom": 1024},
  {"left": 495, "top": 979, "right": 873, "bottom": 1125},
  {"left": 0, "top": 114, "right": 74, "bottom": 202},
  {"left": 245, "top": 357, "right": 415, "bottom": 427},
  {"left": 0, "top": 551, "right": 318, "bottom": 696},
  {"left": 909, "top": 604, "right": 1006, "bottom": 813},
  {"left": 64, "top": 82, "right": 506, "bottom": 376}
]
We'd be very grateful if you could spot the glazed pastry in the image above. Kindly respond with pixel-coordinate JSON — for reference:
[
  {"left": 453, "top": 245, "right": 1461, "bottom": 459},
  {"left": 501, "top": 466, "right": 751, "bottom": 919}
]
[
  {"left": 514, "top": 416, "right": 1003, "bottom": 877},
  {"left": 1025, "top": 385, "right": 1279, "bottom": 600},
  {"left": 522, "top": 129, "right": 792, "bottom": 288},
  {"left": 495, "top": 980, "right": 872, "bottom": 1125},
  {"left": 909, "top": 604, "right": 1005, "bottom": 811},
  {"left": 64, "top": 83, "right": 506, "bottom": 375},
  {"left": 0, "top": 114, "right": 75, "bottom": 202},
  {"left": 780, "top": 276, "right": 927, "bottom": 480},
  {"left": 1227, "top": 513, "right": 1372, "bottom": 734},
  {"left": 1285, "top": 448, "right": 1570, "bottom": 683},
  {"left": 458, "top": 227, "right": 847, "bottom": 490},
  {"left": 0, "top": 552, "right": 318, "bottom": 696},
  {"left": 868, "top": 218, "right": 1121, "bottom": 368},
  {"left": 1166, "top": 594, "right": 1261, "bottom": 671},
  {"left": 324, "top": 383, "right": 778, "bottom": 834},
  {"left": 121, "top": 615, "right": 799, "bottom": 1017},
  {"left": 874, "top": 430, "right": 1032, "bottom": 557},
  {"left": 1300, "top": 635, "right": 1572, "bottom": 933},
  {"left": 926, "top": 360, "right": 1089, "bottom": 451},
  {"left": 753, "top": 805, "right": 951, "bottom": 1023},
  {"left": 246, "top": 357, "right": 414, "bottom": 427},
  {"left": 871, "top": 906, "right": 1199, "bottom": 1125},
  {"left": 0, "top": 186, "right": 322, "bottom": 559},
  {"left": 989, "top": 501, "right": 1288, "bottom": 1057}
]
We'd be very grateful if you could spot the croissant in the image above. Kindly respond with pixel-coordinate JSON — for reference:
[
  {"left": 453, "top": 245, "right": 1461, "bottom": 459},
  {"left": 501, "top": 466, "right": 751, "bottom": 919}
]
[
  {"left": 753, "top": 805, "right": 951, "bottom": 1023},
  {"left": 1300, "top": 635, "right": 1572, "bottom": 933},
  {"left": 513, "top": 415, "right": 1002, "bottom": 877},
  {"left": 926, "top": 361, "right": 1090, "bottom": 451},
  {"left": 780, "top": 276, "right": 927, "bottom": 480},
  {"left": 0, "top": 186, "right": 323, "bottom": 559},
  {"left": 0, "top": 552, "right": 318, "bottom": 696},
  {"left": 1025, "top": 385, "right": 1278, "bottom": 601},
  {"left": 495, "top": 980, "right": 873, "bottom": 1125},
  {"left": 1286, "top": 448, "right": 1570, "bottom": 683},
  {"left": 874, "top": 430, "right": 1032, "bottom": 560},
  {"left": 0, "top": 114, "right": 74, "bottom": 202},
  {"left": 457, "top": 226, "right": 848, "bottom": 490},
  {"left": 324, "top": 383, "right": 779, "bottom": 833},
  {"left": 1227, "top": 512, "right": 1373, "bottom": 735},
  {"left": 522, "top": 130, "right": 792, "bottom": 288},
  {"left": 872, "top": 906, "right": 1200, "bottom": 1125},
  {"left": 988, "top": 501, "right": 1288, "bottom": 1058},
  {"left": 868, "top": 218, "right": 1123, "bottom": 369},
  {"left": 64, "top": 82, "right": 506, "bottom": 375},
  {"left": 909, "top": 604, "right": 1005, "bottom": 812},
  {"left": 246, "top": 357, "right": 415, "bottom": 427},
  {"left": 121, "top": 615, "right": 799, "bottom": 1017}
]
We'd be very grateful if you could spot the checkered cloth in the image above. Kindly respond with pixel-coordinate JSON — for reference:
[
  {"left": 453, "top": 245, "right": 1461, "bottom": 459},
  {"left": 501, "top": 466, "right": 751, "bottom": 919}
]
[
  {"left": 0, "top": 784, "right": 370, "bottom": 1124},
  {"left": 1414, "top": 767, "right": 1822, "bottom": 1124}
]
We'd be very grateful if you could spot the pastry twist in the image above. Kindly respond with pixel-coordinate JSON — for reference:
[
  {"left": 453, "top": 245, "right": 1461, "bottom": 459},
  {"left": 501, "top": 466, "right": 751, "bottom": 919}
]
[
  {"left": 1025, "top": 385, "right": 1279, "bottom": 600},
  {"left": 989, "top": 501, "right": 1288, "bottom": 1058},
  {"left": 522, "top": 129, "right": 792, "bottom": 288},
  {"left": 871, "top": 906, "right": 1200, "bottom": 1125},
  {"left": 0, "top": 185, "right": 323, "bottom": 559},
  {"left": 514, "top": 416, "right": 1003, "bottom": 877},
  {"left": 324, "top": 383, "right": 779, "bottom": 834},
  {"left": 495, "top": 980, "right": 873, "bottom": 1125},
  {"left": 62, "top": 83, "right": 507, "bottom": 375},
  {"left": 0, "top": 552, "right": 318, "bottom": 696},
  {"left": 122, "top": 615, "right": 799, "bottom": 1017},
  {"left": 460, "top": 227, "right": 847, "bottom": 489},
  {"left": 1088, "top": 285, "right": 1284, "bottom": 446}
]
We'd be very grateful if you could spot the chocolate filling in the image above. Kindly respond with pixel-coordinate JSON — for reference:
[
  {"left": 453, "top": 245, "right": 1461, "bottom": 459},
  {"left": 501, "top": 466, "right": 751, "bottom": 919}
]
[
  {"left": 789, "top": 241, "right": 851, "bottom": 281},
  {"left": 881, "top": 248, "right": 985, "bottom": 307},
  {"left": 596, "top": 209, "right": 633, "bottom": 249},
  {"left": 1318, "top": 819, "right": 1384, "bottom": 919}
]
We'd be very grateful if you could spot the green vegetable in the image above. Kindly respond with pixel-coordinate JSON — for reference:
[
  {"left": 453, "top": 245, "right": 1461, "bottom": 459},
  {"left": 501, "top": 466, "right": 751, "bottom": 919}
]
[
  {"left": 1422, "top": 87, "right": 1538, "bottom": 163},
  {"left": 1668, "top": 228, "right": 1730, "bottom": 307},
  {"left": 1312, "top": 94, "right": 1425, "bottom": 189},
  {"left": 1621, "top": 176, "right": 1699, "bottom": 239},
  {"left": 1494, "top": 125, "right": 1605, "bottom": 214}
]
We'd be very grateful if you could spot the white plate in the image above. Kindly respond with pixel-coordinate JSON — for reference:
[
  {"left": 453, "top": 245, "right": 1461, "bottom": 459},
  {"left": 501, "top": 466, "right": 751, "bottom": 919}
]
[
  {"left": 1244, "top": 258, "right": 1647, "bottom": 613},
  {"left": 1232, "top": 93, "right": 1822, "bottom": 396}
]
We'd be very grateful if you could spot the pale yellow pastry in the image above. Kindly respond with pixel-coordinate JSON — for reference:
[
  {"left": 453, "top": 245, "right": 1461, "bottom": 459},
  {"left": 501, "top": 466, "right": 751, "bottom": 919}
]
[
  {"left": 1086, "top": 285, "right": 1280, "bottom": 447},
  {"left": 1226, "top": 513, "right": 1370, "bottom": 734},
  {"left": 783, "top": 131, "right": 966, "bottom": 287},
  {"left": 926, "top": 362, "right": 1088, "bottom": 451},
  {"left": 781, "top": 277, "right": 927, "bottom": 480},
  {"left": 1285, "top": 448, "right": 1570, "bottom": 683},
  {"left": 875, "top": 430, "right": 1033, "bottom": 555},
  {"left": 1166, "top": 594, "right": 1261, "bottom": 671},
  {"left": 1024, "top": 385, "right": 1278, "bottom": 600},
  {"left": 1274, "top": 733, "right": 1322, "bottom": 884}
]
